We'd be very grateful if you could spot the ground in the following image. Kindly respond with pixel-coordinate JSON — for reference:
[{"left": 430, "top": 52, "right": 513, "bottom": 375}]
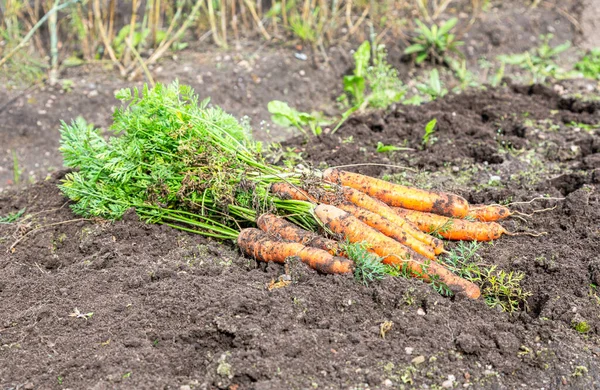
[{"left": 1, "top": 0, "right": 600, "bottom": 389}]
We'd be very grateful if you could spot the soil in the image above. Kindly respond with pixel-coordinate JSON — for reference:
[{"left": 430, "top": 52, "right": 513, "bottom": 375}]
[{"left": 2, "top": 0, "right": 600, "bottom": 389}]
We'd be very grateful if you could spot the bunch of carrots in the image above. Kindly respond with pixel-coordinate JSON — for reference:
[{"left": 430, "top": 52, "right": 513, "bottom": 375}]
[
  {"left": 58, "top": 82, "right": 534, "bottom": 303},
  {"left": 239, "top": 169, "right": 520, "bottom": 300}
]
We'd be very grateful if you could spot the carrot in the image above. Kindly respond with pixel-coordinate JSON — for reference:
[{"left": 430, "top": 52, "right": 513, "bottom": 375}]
[
  {"left": 237, "top": 228, "right": 353, "bottom": 274},
  {"left": 332, "top": 186, "right": 445, "bottom": 255},
  {"left": 466, "top": 204, "right": 511, "bottom": 222},
  {"left": 256, "top": 213, "right": 341, "bottom": 255},
  {"left": 394, "top": 208, "right": 507, "bottom": 241},
  {"left": 315, "top": 205, "right": 481, "bottom": 299},
  {"left": 270, "top": 181, "right": 444, "bottom": 255},
  {"left": 323, "top": 168, "right": 469, "bottom": 218},
  {"left": 334, "top": 202, "right": 437, "bottom": 260}
]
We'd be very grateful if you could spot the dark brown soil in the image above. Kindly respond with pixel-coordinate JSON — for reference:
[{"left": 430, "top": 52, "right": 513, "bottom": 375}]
[{"left": 2, "top": 84, "right": 600, "bottom": 390}]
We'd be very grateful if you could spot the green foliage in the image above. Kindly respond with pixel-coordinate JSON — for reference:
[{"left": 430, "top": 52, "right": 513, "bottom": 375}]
[
  {"left": 0, "top": 207, "right": 26, "bottom": 224},
  {"left": 422, "top": 118, "right": 437, "bottom": 147},
  {"left": 343, "top": 41, "right": 406, "bottom": 109},
  {"left": 575, "top": 48, "right": 600, "bottom": 79},
  {"left": 12, "top": 150, "right": 21, "bottom": 184},
  {"left": 376, "top": 142, "right": 405, "bottom": 153},
  {"left": 59, "top": 82, "right": 315, "bottom": 239},
  {"left": 416, "top": 69, "right": 448, "bottom": 100},
  {"left": 345, "top": 241, "right": 390, "bottom": 285},
  {"left": 267, "top": 100, "right": 328, "bottom": 136},
  {"left": 571, "top": 320, "right": 591, "bottom": 334},
  {"left": 343, "top": 41, "right": 371, "bottom": 106},
  {"left": 441, "top": 241, "right": 532, "bottom": 312},
  {"left": 404, "top": 18, "right": 463, "bottom": 64},
  {"left": 498, "top": 34, "right": 578, "bottom": 83}
]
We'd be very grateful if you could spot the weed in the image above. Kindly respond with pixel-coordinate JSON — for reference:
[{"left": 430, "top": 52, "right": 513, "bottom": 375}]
[
  {"left": 57, "top": 376, "right": 63, "bottom": 385},
  {"left": 498, "top": 34, "right": 578, "bottom": 83},
  {"left": 422, "top": 118, "right": 438, "bottom": 147},
  {"left": 69, "top": 308, "right": 93, "bottom": 320},
  {"left": 12, "top": 150, "right": 21, "bottom": 184},
  {"left": 571, "top": 320, "right": 591, "bottom": 334},
  {"left": 342, "top": 41, "right": 406, "bottom": 110},
  {"left": 376, "top": 142, "right": 406, "bottom": 153},
  {"left": 441, "top": 241, "right": 531, "bottom": 312},
  {"left": 416, "top": 69, "right": 448, "bottom": 100},
  {"left": 0, "top": 208, "right": 26, "bottom": 224},
  {"left": 575, "top": 48, "right": 600, "bottom": 80},
  {"left": 571, "top": 366, "right": 588, "bottom": 378},
  {"left": 267, "top": 100, "right": 329, "bottom": 136},
  {"left": 404, "top": 18, "right": 463, "bottom": 64},
  {"left": 122, "top": 372, "right": 132, "bottom": 379},
  {"left": 567, "top": 121, "right": 600, "bottom": 133}
]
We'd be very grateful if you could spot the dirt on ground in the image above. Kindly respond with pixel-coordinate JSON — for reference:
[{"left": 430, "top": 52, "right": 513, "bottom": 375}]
[
  {"left": 1, "top": 83, "right": 599, "bottom": 390},
  {"left": 1, "top": 0, "right": 600, "bottom": 389}
]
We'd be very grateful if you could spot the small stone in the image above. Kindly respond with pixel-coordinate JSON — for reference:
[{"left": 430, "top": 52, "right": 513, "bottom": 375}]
[
  {"left": 180, "top": 386, "right": 191, "bottom": 390},
  {"left": 299, "top": 70, "right": 306, "bottom": 76},
  {"left": 38, "top": 110, "right": 47, "bottom": 115},
  {"left": 383, "top": 379, "right": 393, "bottom": 387},
  {"left": 417, "top": 308, "right": 425, "bottom": 316},
  {"left": 411, "top": 355, "right": 425, "bottom": 365},
  {"left": 405, "top": 347, "right": 414, "bottom": 355},
  {"left": 88, "top": 90, "right": 99, "bottom": 98},
  {"left": 442, "top": 380, "right": 453, "bottom": 388},
  {"left": 24, "top": 384, "right": 34, "bottom": 390},
  {"left": 448, "top": 375, "right": 456, "bottom": 382},
  {"left": 489, "top": 175, "right": 501, "bottom": 182},
  {"left": 295, "top": 52, "right": 308, "bottom": 61}
]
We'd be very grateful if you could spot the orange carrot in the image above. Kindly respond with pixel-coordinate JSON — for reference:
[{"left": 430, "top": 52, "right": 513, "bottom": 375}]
[
  {"left": 466, "top": 204, "right": 511, "bottom": 222},
  {"left": 315, "top": 205, "right": 480, "bottom": 299},
  {"left": 334, "top": 202, "right": 437, "bottom": 260},
  {"left": 394, "top": 208, "right": 507, "bottom": 241},
  {"left": 323, "top": 168, "right": 469, "bottom": 218},
  {"left": 257, "top": 213, "right": 341, "bottom": 256},
  {"left": 270, "top": 181, "right": 444, "bottom": 255},
  {"left": 237, "top": 228, "right": 353, "bottom": 274}
]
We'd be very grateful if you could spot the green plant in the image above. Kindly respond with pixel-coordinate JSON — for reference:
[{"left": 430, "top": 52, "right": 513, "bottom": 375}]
[
  {"left": 404, "top": 18, "right": 463, "bottom": 64},
  {"left": 0, "top": 208, "right": 26, "bottom": 224},
  {"left": 12, "top": 150, "right": 21, "bottom": 184},
  {"left": 571, "top": 320, "right": 591, "bottom": 334},
  {"left": 376, "top": 142, "right": 406, "bottom": 153},
  {"left": 442, "top": 241, "right": 532, "bottom": 312},
  {"left": 344, "top": 241, "right": 390, "bottom": 286},
  {"left": 422, "top": 118, "right": 437, "bottom": 147},
  {"left": 498, "top": 34, "right": 577, "bottom": 83},
  {"left": 575, "top": 48, "right": 600, "bottom": 79},
  {"left": 267, "top": 100, "right": 329, "bottom": 136},
  {"left": 416, "top": 69, "right": 448, "bottom": 100},
  {"left": 342, "top": 41, "right": 406, "bottom": 109}
]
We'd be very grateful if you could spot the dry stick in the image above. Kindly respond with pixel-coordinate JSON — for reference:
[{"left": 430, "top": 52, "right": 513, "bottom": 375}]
[
  {"left": 207, "top": 0, "right": 222, "bottom": 47},
  {"left": 121, "top": 0, "right": 139, "bottom": 67},
  {"left": 281, "top": 0, "right": 288, "bottom": 27},
  {"left": 107, "top": 0, "right": 116, "bottom": 42},
  {"left": 243, "top": 0, "right": 271, "bottom": 40},
  {"left": 92, "top": 0, "right": 126, "bottom": 75},
  {"left": 240, "top": 0, "right": 250, "bottom": 32},
  {"left": 22, "top": 1, "right": 47, "bottom": 57},
  {"left": 8, "top": 218, "right": 91, "bottom": 253},
  {"left": 125, "top": 40, "right": 155, "bottom": 86},
  {"left": 0, "top": 0, "right": 80, "bottom": 69},
  {"left": 48, "top": 0, "right": 59, "bottom": 86},
  {"left": 129, "top": 0, "right": 202, "bottom": 80},
  {"left": 328, "top": 163, "right": 416, "bottom": 172},
  {"left": 220, "top": 0, "right": 228, "bottom": 47},
  {"left": 231, "top": 0, "right": 239, "bottom": 42},
  {"left": 345, "top": 0, "right": 353, "bottom": 30},
  {"left": 341, "top": 5, "right": 369, "bottom": 41},
  {"left": 432, "top": 0, "right": 454, "bottom": 20}
]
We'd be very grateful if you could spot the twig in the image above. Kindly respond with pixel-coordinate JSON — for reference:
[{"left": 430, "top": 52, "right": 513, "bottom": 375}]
[
  {"left": 0, "top": 0, "right": 80, "bottom": 69},
  {"left": 329, "top": 163, "right": 417, "bottom": 171},
  {"left": 243, "top": 0, "right": 271, "bottom": 40},
  {"left": 8, "top": 218, "right": 90, "bottom": 253},
  {"left": 92, "top": 0, "right": 126, "bottom": 75},
  {"left": 126, "top": 40, "right": 155, "bottom": 86}
]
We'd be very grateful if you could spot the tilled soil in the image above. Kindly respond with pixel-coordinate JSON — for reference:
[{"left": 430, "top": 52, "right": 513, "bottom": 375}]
[{"left": 1, "top": 85, "right": 599, "bottom": 389}]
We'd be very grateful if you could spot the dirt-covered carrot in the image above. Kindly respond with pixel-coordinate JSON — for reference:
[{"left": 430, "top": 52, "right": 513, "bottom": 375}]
[
  {"left": 334, "top": 202, "right": 437, "bottom": 261},
  {"left": 257, "top": 213, "right": 341, "bottom": 255},
  {"left": 323, "top": 168, "right": 469, "bottom": 218},
  {"left": 466, "top": 204, "right": 511, "bottom": 222},
  {"left": 270, "top": 181, "right": 445, "bottom": 255},
  {"left": 238, "top": 228, "right": 353, "bottom": 274},
  {"left": 394, "top": 208, "right": 507, "bottom": 241},
  {"left": 315, "top": 205, "right": 480, "bottom": 299}
]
